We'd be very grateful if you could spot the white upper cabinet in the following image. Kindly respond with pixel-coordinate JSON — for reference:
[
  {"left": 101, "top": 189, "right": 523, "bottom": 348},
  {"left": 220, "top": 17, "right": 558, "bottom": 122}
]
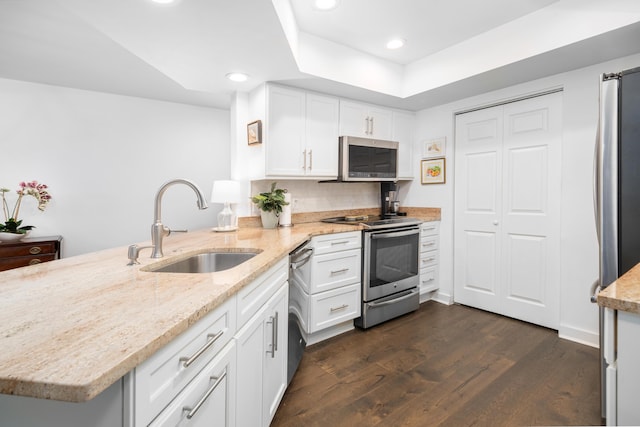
[
  {"left": 254, "top": 84, "right": 339, "bottom": 179},
  {"left": 339, "top": 100, "right": 393, "bottom": 140},
  {"left": 392, "top": 110, "right": 415, "bottom": 180}
]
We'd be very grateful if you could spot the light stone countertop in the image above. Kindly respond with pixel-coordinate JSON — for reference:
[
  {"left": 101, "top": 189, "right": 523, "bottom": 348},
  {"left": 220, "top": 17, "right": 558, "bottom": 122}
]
[
  {"left": 0, "top": 209, "right": 441, "bottom": 403},
  {"left": 598, "top": 262, "right": 640, "bottom": 315}
]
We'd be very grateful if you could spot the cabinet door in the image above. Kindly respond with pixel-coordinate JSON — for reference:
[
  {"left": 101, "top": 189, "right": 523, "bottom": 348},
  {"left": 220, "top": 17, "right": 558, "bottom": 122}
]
[
  {"left": 305, "top": 93, "right": 339, "bottom": 177},
  {"left": 393, "top": 110, "right": 415, "bottom": 179},
  {"left": 262, "top": 284, "right": 288, "bottom": 426},
  {"left": 339, "top": 100, "right": 369, "bottom": 138},
  {"left": 369, "top": 106, "right": 393, "bottom": 140},
  {"left": 266, "top": 85, "right": 305, "bottom": 176},
  {"left": 235, "top": 283, "right": 288, "bottom": 427}
]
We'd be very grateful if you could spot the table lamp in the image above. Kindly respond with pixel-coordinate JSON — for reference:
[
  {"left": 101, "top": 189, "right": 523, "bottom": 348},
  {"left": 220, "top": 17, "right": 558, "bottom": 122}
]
[{"left": 211, "top": 180, "right": 241, "bottom": 231}]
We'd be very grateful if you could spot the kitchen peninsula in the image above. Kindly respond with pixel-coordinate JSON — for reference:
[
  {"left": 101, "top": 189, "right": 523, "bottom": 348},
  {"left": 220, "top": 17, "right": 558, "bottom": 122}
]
[{"left": 0, "top": 208, "right": 440, "bottom": 426}]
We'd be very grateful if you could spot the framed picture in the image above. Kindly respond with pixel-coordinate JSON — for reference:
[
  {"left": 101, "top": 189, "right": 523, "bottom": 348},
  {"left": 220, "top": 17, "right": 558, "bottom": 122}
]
[
  {"left": 421, "top": 158, "right": 446, "bottom": 184},
  {"left": 422, "top": 137, "right": 446, "bottom": 158},
  {"left": 247, "top": 120, "right": 262, "bottom": 145}
]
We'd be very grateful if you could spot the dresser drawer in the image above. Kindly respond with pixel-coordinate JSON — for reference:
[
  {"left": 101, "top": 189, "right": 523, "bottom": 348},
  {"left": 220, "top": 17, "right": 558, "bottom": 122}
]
[
  {"left": 311, "top": 231, "right": 361, "bottom": 255},
  {"left": 0, "top": 254, "right": 57, "bottom": 271},
  {"left": 0, "top": 241, "right": 57, "bottom": 257},
  {"left": 309, "top": 283, "right": 361, "bottom": 333},
  {"left": 134, "top": 295, "right": 237, "bottom": 427}
]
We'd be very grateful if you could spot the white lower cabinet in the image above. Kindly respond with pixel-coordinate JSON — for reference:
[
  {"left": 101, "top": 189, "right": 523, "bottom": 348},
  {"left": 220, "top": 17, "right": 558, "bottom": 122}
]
[
  {"left": 235, "top": 282, "right": 288, "bottom": 427},
  {"left": 419, "top": 221, "right": 440, "bottom": 302},
  {"left": 289, "top": 231, "right": 362, "bottom": 344}
]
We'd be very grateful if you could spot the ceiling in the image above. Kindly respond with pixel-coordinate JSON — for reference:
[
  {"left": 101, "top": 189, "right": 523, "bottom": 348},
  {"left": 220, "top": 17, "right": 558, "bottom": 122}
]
[{"left": 1, "top": 0, "right": 640, "bottom": 111}]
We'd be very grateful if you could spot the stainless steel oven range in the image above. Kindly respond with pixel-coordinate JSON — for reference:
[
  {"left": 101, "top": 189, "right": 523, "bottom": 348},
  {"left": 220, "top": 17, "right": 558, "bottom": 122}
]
[{"left": 322, "top": 215, "right": 422, "bottom": 328}]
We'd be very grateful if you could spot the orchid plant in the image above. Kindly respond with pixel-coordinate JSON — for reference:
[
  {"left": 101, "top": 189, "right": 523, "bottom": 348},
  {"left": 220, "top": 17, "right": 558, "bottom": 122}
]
[{"left": 1, "top": 181, "right": 52, "bottom": 234}]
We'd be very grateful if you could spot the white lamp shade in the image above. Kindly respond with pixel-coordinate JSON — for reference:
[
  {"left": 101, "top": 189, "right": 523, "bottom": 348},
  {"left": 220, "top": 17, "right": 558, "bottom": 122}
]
[{"left": 211, "top": 180, "right": 241, "bottom": 204}]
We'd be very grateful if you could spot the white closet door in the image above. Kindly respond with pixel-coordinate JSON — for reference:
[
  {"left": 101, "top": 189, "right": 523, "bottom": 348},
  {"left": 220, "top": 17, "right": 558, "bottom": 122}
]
[
  {"left": 454, "top": 92, "right": 562, "bottom": 329},
  {"left": 454, "top": 105, "right": 504, "bottom": 314}
]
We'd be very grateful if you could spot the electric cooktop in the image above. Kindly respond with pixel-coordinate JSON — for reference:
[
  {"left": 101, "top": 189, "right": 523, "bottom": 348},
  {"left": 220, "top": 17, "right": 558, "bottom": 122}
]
[{"left": 322, "top": 214, "right": 422, "bottom": 230}]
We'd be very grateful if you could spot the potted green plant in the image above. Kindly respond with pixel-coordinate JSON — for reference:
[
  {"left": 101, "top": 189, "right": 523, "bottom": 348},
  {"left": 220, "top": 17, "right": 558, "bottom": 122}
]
[
  {"left": 250, "top": 182, "right": 288, "bottom": 229},
  {"left": 1, "top": 180, "right": 52, "bottom": 242}
]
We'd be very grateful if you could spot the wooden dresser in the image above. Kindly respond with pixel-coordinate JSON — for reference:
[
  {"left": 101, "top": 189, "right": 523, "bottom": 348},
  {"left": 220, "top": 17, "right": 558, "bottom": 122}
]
[{"left": 0, "top": 236, "right": 62, "bottom": 272}]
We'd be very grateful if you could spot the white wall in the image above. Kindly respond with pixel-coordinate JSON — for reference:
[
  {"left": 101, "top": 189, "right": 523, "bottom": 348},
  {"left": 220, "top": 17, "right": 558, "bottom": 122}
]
[
  {"left": 404, "top": 52, "right": 640, "bottom": 346},
  {"left": 0, "top": 78, "right": 230, "bottom": 257}
]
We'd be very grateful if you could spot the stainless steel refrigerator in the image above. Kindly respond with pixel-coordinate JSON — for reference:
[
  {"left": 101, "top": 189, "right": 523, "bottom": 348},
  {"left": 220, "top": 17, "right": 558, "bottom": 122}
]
[{"left": 592, "top": 65, "right": 640, "bottom": 419}]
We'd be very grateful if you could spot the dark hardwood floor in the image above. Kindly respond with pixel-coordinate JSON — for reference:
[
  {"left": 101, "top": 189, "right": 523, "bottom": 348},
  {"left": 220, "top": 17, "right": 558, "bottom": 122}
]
[{"left": 272, "top": 301, "right": 602, "bottom": 427}]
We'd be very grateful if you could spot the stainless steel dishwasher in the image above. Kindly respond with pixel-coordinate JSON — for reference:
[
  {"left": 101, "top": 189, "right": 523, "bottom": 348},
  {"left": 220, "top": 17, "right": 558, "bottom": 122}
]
[{"left": 287, "top": 242, "right": 312, "bottom": 384}]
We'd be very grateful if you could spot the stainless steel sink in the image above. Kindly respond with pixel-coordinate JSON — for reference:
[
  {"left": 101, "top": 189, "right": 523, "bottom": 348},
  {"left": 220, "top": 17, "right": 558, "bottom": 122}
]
[{"left": 149, "top": 251, "right": 259, "bottom": 273}]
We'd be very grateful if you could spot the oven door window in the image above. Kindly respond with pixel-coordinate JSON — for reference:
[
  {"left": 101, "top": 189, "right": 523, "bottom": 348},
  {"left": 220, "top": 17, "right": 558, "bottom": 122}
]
[{"left": 369, "top": 231, "right": 418, "bottom": 287}]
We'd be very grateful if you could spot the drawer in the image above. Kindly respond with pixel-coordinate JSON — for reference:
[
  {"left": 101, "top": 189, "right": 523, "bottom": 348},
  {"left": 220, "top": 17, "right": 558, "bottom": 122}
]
[
  {"left": 134, "top": 295, "right": 237, "bottom": 427},
  {"left": 309, "top": 283, "right": 361, "bottom": 333},
  {"left": 0, "top": 254, "right": 57, "bottom": 271},
  {"left": 420, "top": 265, "right": 439, "bottom": 293},
  {"left": 150, "top": 340, "right": 236, "bottom": 426},
  {"left": 311, "top": 231, "right": 361, "bottom": 255},
  {"left": 420, "top": 250, "right": 438, "bottom": 269},
  {"left": 237, "top": 257, "right": 288, "bottom": 327},
  {"left": 0, "top": 241, "right": 58, "bottom": 257},
  {"left": 420, "top": 221, "right": 440, "bottom": 236},
  {"left": 309, "top": 248, "right": 361, "bottom": 294},
  {"left": 420, "top": 234, "right": 439, "bottom": 253}
]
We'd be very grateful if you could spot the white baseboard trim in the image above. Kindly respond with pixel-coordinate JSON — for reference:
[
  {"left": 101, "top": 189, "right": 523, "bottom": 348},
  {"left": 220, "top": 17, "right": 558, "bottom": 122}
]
[
  {"left": 303, "top": 320, "right": 354, "bottom": 346},
  {"left": 432, "top": 290, "right": 453, "bottom": 305},
  {"left": 558, "top": 323, "right": 599, "bottom": 348}
]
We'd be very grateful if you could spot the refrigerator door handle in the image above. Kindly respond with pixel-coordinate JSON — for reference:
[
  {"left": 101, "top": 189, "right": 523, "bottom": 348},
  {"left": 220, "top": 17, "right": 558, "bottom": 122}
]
[{"left": 590, "top": 279, "right": 601, "bottom": 303}]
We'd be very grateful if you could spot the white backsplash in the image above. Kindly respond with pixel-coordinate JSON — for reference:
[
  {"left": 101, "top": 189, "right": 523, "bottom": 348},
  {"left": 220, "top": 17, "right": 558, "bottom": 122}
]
[{"left": 250, "top": 180, "right": 381, "bottom": 215}]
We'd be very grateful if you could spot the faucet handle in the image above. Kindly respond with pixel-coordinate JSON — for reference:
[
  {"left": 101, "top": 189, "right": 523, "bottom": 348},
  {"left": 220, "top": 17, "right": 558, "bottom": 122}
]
[{"left": 168, "top": 228, "right": 188, "bottom": 235}]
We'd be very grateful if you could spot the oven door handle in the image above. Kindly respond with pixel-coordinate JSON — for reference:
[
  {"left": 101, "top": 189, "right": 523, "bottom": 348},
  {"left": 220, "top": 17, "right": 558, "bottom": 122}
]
[
  {"left": 366, "top": 288, "right": 419, "bottom": 308},
  {"left": 370, "top": 229, "right": 419, "bottom": 240}
]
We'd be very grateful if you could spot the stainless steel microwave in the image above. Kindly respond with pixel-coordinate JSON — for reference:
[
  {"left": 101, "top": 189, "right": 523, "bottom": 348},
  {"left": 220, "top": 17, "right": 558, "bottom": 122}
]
[{"left": 338, "top": 136, "right": 398, "bottom": 181}]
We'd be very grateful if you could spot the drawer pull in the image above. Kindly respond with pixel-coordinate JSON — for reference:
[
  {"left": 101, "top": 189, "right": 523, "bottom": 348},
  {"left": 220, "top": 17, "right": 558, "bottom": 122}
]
[
  {"left": 330, "top": 304, "right": 348, "bottom": 313},
  {"left": 28, "top": 259, "right": 42, "bottom": 265},
  {"left": 183, "top": 372, "right": 227, "bottom": 420},
  {"left": 29, "top": 246, "right": 42, "bottom": 255},
  {"left": 330, "top": 268, "right": 349, "bottom": 275},
  {"left": 180, "top": 330, "right": 224, "bottom": 368},
  {"left": 422, "top": 243, "right": 436, "bottom": 247},
  {"left": 423, "top": 227, "right": 436, "bottom": 231},
  {"left": 330, "top": 240, "right": 350, "bottom": 245},
  {"left": 423, "top": 277, "right": 435, "bottom": 283},
  {"left": 422, "top": 258, "right": 436, "bottom": 263}
]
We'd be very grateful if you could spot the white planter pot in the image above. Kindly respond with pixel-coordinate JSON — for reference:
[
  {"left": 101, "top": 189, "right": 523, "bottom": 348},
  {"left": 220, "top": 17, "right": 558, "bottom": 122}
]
[
  {"left": 260, "top": 211, "right": 279, "bottom": 229},
  {"left": 0, "top": 231, "right": 29, "bottom": 243}
]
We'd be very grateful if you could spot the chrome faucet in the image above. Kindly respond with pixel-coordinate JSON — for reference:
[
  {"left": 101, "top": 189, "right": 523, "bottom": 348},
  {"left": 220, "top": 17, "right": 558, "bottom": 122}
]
[{"left": 127, "top": 178, "right": 208, "bottom": 265}]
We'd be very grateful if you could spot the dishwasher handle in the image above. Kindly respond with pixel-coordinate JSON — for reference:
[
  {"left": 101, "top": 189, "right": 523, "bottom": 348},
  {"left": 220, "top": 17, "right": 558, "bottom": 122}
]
[{"left": 290, "top": 247, "right": 313, "bottom": 270}]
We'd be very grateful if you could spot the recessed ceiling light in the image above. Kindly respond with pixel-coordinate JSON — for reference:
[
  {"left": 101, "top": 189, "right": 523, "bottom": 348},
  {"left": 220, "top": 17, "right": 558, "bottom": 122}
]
[
  {"left": 226, "top": 72, "right": 249, "bottom": 82},
  {"left": 313, "top": 0, "right": 340, "bottom": 11},
  {"left": 386, "top": 38, "right": 406, "bottom": 50}
]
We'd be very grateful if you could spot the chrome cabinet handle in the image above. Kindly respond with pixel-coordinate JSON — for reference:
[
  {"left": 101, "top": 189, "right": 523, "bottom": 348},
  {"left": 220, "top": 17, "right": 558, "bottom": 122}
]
[
  {"left": 308, "top": 149, "right": 313, "bottom": 170},
  {"left": 29, "top": 246, "right": 42, "bottom": 255},
  {"left": 179, "top": 330, "right": 224, "bottom": 368},
  {"left": 330, "top": 240, "right": 350, "bottom": 245},
  {"left": 266, "top": 311, "right": 278, "bottom": 358},
  {"left": 183, "top": 372, "right": 227, "bottom": 420},
  {"left": 422, "top": 257, "right": 436, "bottom": 263},
  {"left": 370, "top": 116, "right": 374, "bottom": 135},
  {"left": 330, "top": 268, "right": 349, "bottom": 275},
  {"left": 302, "top": 149, "right": 307, "bottom": 170},
  {"left": 422, "top": 242, "right": 436, "bottom": 247},
  {"left": 330, "top": 304, "right": 348, "bottom": 313}
]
